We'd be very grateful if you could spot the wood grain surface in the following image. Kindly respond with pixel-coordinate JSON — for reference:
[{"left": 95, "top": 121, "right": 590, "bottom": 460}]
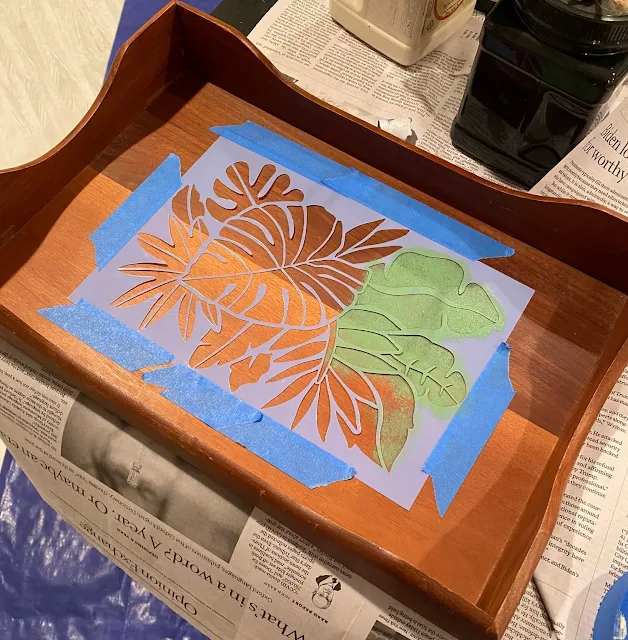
[{"left": 0, "top": 5, "right": 626, "bottom": 638}]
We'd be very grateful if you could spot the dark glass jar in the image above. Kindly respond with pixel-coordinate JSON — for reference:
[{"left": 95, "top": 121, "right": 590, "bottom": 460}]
[{"left": 451, "top": 0, "right": 628, "bottom": 187}]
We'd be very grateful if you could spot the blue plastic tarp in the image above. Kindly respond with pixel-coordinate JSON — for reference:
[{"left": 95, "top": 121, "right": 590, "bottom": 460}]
[{"left": 0, "top": 452, "right": 210, "bottom": 640}]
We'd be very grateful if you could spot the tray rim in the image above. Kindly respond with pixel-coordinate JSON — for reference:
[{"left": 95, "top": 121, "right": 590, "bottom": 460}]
[{"left": 0, "top": 3, "right": 626, "bottom": 637}]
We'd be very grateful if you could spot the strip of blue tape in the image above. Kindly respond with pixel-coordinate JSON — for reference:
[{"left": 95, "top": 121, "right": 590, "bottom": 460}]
[
  {"left": 143, "top": 365, "right": 356, "bottom": 488},
  {"left": 422, "top": 343, "right": 515, "bottom": 516},
  {"left": 211, "top": 122, "right": 513, "bottom": 261},
  {"left": 39, "top": 300, "right": 173, "bottom": 371},
  {"left": 90, "top": 154, "right": 182, "bottom": 270}
]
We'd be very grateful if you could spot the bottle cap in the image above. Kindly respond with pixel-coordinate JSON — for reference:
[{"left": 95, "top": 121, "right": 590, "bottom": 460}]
[{"left": 516, "top": 0, "right": 628, "bottom": 53}]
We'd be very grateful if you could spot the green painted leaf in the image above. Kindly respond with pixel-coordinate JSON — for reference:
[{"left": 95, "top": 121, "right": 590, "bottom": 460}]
[
  {"left": 357, "top": 251, "right": 504, "bottom": 338},
  {"left": 393, "top": 335, "right": 467, "bottom": 407},
  {"left": 334, "top": 347, "right": 397, "bottom": 374},
  {"left": 336, "top": 327, "right": 400, "bottom": 354},
  {"left": 338, "top": 308, "right": 401, "bottom": 332}
]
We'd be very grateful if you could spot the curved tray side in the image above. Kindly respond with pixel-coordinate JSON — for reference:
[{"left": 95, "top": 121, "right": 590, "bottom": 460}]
[
  {"left": 0, "top": 1, "right": 180, "bottom": 251},
  {"left": 177, "top": 2, "right": 628, "bottom": 295}
]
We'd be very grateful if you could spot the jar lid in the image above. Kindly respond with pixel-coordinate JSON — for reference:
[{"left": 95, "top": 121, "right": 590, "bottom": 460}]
[{"left": 515, "top": 0, "right": 628, "bottom": 53}]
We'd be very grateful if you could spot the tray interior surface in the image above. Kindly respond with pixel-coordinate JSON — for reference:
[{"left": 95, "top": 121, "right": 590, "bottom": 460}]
[{"left": 0, "top": 69, "right": 625, "bottom": 625}]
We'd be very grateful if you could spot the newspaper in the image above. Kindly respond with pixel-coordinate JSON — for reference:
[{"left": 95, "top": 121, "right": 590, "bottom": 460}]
[
  {"left": 531, "top": 98, "right": 628, "bottom": 217},
  {"left": 3, "top": 323, "right": 624, "bottom": 640},
  {"left": 248, "top": 0, "right": 522, "bottom": 190},
  {"left": 0, "top": 336, "right": 471, "bottom": 640}
]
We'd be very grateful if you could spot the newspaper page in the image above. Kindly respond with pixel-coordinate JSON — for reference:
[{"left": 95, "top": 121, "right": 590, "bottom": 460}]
[
  {"left": 248, "top": 0, "right": 521, "bottom": 190},
  {"left": 528, "top": 100, "right": 628, "bottom": 637},
  {"left": 0, "top": 337, "right": 556, "bottom": 639},
  {"left": 531, "top": 97, "right": 628, "bottom": 216},
  {"left": 1, "top": 335, "right": 518, "bottom": 640},
  {"left": 530, "top": 369, "right": 628, "bottom": 639}
]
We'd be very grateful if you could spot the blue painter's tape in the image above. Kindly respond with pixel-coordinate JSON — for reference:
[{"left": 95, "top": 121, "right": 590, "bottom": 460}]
[
  {"left": 219, "top": 416, "right": 355, "bottom": 489},
  {"left": 212, "top": 122, "right": 513, "bottom": 261},
  {"left": 39, "top": 300, "right": 173, "bottom": 372},
  {"left": 593, "top": 571, "right": 628, "bottom": 640},
  {"left": 90, "top": 154, "right": 182, "bottom": 270},
  {"left": 143, "top": 365, "right": 262, "bottom": 428},
  {"left": 422, "top": 342, "right": 515, "bottom": 516},
  {"left": 143, "top": 365, "right": 355, "bottom": 488},
  {"left": 212, "top": 122, "right": 351, "bottom": 184},
  {"left": 323, "top": 172, "right": 513, "bottom": 261}
]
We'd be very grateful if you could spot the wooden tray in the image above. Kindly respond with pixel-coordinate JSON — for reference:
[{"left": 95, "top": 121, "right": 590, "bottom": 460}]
[{"left": 1, "top": 3, "right": 627, "bottom": 637}]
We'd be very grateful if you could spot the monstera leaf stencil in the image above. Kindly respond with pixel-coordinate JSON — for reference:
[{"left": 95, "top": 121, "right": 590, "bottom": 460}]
[
  {"left": 113, "top": 161, "right": 504, "bottom": 473},
  {"left": 113, "top": 162, "right": 407, "bottom": 385}
]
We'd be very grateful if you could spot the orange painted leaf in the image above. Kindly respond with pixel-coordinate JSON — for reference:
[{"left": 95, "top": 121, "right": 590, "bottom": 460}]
[
  {"left": 267, "top": 359, "right": 322, "bottom": 383},
  {"left": 339, "top": 219, "right": 383, "bottom": 254},
  {"left": 330, "top": 359, "right": 376, "bottom": 405},
  {"left": 317, "top": 379, "right": 332, "bottom": 441},
  {"left": 336, "top": 371, "right": 415, "bottom": 470},
  {"left": 263, "top": 371, "right": 318, "bottom": 409},
  {"left": 206, "top": 162, "right": 304, "bottom": 222},
  {"left": 327, "top": 369, "right": 357, "bottom": 426},
  {"left": 183, "top": 169, "right": 407, "bottom": 329},
  {"left": 369, "top": 372, "right": 415, "bottom": 470},
  {"left": 172, "top": 184, "right": 205, "bottom": 226},
  {"left": 112, "top": 216, "right": 209, "bottom": 337},
  {"left": 275, "top": 341, "right": 326, "bottom": 363},
  {"left": 178, "top": 291, "right": 197, "bottom": 340},
  {"left": 271, "top": 326, "right": 328, "bottom": 351},
  {"left": 229, "top": 353, "right": 273, "bottom": 391},
  {"left": 342, "top": 245, "right": 404, "bottom": 264},
  {"left": 342, "top": 400, "right": 378, "bottom": 463},
  {"left": 291, "top": 384, "right": 318, "bottom": 429},
  {"left": 190, "top": 317, "right": 281, "bottom": 371}
]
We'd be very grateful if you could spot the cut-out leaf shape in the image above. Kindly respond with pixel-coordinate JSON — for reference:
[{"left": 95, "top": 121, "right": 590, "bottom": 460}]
[
  {"left": 111, "top": 215, "right": 211, "bottom": 339},
  {"left": 115, "top": 162, "right": 408, "bottom": 397},
  {"left": 266, "top": 250, "right": 493, "bottom": 470},
  {"left": 112, "top": 161, "right": 505, "bottom": 475},
  {"left": 183, "top": 205, "right": 407, "bottom": 329},
  {"left": 335, "top": 327, "right": 466, "bottom": 408},
  {"left": 172, "top": 183, "right": 205, "bottom": 227},
  {"left": 394, "top": 335, "right": 466, "bottom": 407},
  {"left": 206, "top": 162, "right": 304, "bottom": 222},
  {"left": 358, "top": 250, "right": 504, "bottom": 338}
]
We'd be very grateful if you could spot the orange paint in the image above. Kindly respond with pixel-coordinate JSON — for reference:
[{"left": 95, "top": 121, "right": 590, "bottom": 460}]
[
  {"left": 229, "top": 353, "right": 272, "bottom": 391},
  {"left": 317, "top": 380, "right": 332, "bottom": 441},
  {"left": 275, "top": 341, "right": 326, "bottom": 362},
  {"left": 263, "top": 371, "right": 318, "bottom": 409},
  {"left": 267, "top": 359, "right": 322, "bottom": 383},
  {"left": 330, "top": 360, "right": 376, "bottom": 404},
  {"left": 114, "top": 161, "right": 415, "bottom": 460},
  {"left": 291, "top": 384, "right": 318, "bottom": 429}
]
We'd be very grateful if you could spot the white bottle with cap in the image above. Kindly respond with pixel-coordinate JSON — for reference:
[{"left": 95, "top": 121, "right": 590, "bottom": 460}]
[{"left": 329, "top": 0, "right": 476, "bottom": 66}]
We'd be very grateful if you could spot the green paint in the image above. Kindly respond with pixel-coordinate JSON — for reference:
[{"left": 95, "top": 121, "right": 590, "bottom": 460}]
[
  {"left": 334, "top": 347, "right": 397, "bottom": 374},
  {"left": 338, "top": 308, "right": 401, "bottom": 332},
  {"left": 337, "top": 328, "right": 400, "bottom": 355},
  {"left": 359, "top": 250, "right": 504, "bottom": 339},
  {"left": 389, "top": 337, "right": 466, "bottom": 407},
  {"left": 329, "top": 248, "right": 505, "bottom": 471}
]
